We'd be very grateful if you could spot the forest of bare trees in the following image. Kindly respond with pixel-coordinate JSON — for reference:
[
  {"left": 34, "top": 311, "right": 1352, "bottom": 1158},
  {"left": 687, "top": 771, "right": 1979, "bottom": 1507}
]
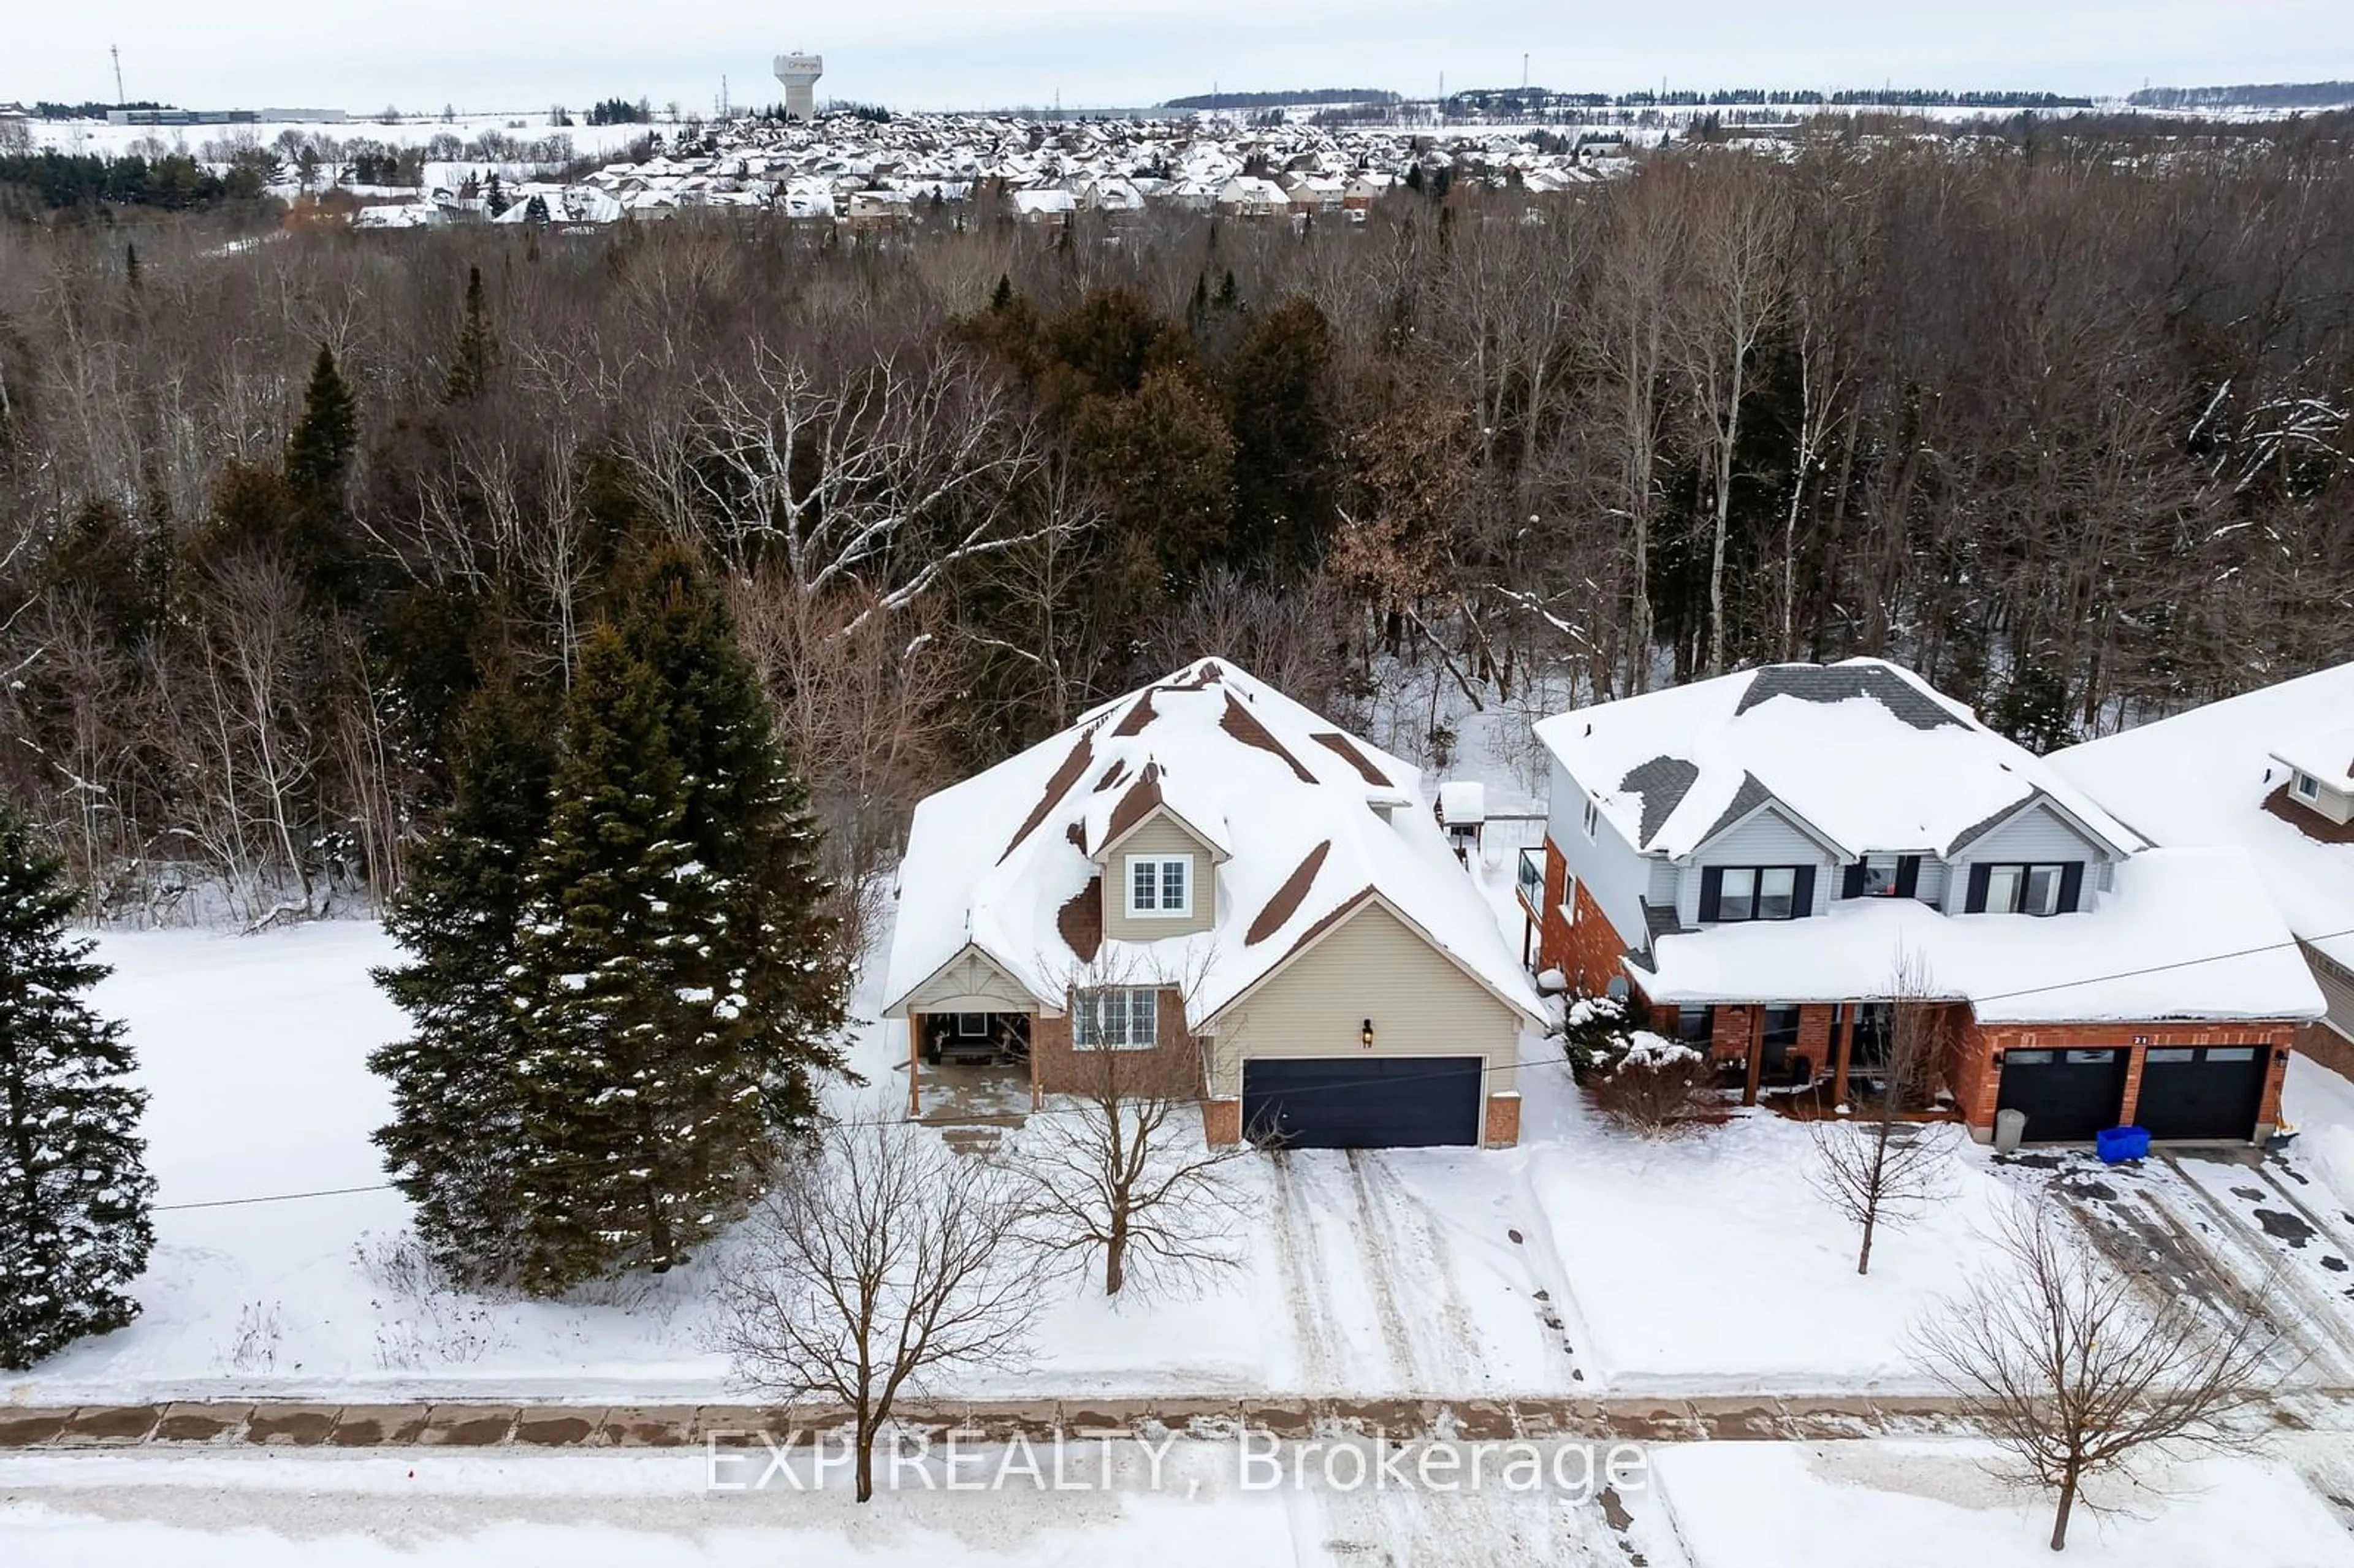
[{"left": 2, "top": 120, "right": 2350, "bottom": 921}]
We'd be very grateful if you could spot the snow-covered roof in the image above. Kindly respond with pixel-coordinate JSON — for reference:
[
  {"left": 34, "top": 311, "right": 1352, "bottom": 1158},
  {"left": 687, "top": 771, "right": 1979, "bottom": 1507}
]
[
  {"left": 2271, "top": 723, "right": 2354, "bottom": 793},
  {"left": 1437, "top": 781, "right": 1487, "bottom": 826},
  {"left": 882, "top": 659, "right": 1541, "bottom": 1029},
  {"left": 1641, "top": 848, "right": 2324, "bottom": 1023},
  {"left": 2051, "top": 661, "right": 2354, "bottom": 974},
  {"left": 1531, "top": 659, "right": 2143, "bottom": 862}
]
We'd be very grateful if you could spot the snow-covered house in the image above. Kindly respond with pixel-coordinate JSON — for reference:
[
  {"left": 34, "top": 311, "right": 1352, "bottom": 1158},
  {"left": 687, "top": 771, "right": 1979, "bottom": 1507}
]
[
  {"left": 2050, "top": 661, "right": 2354, "bottom": 1065},
  {"left": 1526, "top": 660, "right": 2323, "bottom": 1144},
  {"left": 882, "top": 660, "right": 1542, "bottom": 1149}
]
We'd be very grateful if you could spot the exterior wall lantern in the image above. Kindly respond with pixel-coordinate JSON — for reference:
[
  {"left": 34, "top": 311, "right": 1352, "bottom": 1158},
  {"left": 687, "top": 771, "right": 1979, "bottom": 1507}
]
[{"left": 1361, "top": 1019, "right": 1376, "bottom": 1049}]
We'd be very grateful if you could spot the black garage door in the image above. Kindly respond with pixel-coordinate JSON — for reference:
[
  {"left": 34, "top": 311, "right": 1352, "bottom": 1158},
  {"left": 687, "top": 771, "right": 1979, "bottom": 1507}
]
[
  {"left": 2134, "top": 1046, "right": 2269, "bottom": 1141},
  {"left": 1997, "top": 1048, "right": 2128, "bottom": 1143},
  {"left": 1242, "top": 1056, "right": 1484, "bottom": 1149}
]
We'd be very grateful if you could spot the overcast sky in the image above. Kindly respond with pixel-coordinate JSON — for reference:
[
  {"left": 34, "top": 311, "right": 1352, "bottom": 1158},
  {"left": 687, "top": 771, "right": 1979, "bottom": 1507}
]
[{"left": 9, "top": 1, "right": 2352, "bottom": 114}]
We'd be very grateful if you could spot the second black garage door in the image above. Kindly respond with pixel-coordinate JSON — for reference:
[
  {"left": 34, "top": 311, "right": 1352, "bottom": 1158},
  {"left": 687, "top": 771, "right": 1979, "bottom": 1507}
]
[
  {"left": 1242, "top": 1056, "right": 1484, "bottom": 1149},
  {"left": 2133, "top": 1046, "right": 2269, "bottom": 1141},
  {"left": 1997, "top": 1048, "right": 2128, "bottom": 1143}
]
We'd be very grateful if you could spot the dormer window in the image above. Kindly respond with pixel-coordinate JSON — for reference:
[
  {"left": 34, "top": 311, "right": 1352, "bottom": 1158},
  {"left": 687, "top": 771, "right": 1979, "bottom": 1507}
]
[
  {"left": 2296, "top": 772, "right": 2322, "bottom": 802},
  {"left": 1845, "top": 854, "right": 1921, "bottom": 900},
  {"left": 1971, "top": 861, "right": 2081, "bottom": 916},
  {"left": 1703, "top": 865, "right": 1812, "bottom": 923},
  {"left": 1126, "top": 854, "right": 1192, "bottom": 918}
]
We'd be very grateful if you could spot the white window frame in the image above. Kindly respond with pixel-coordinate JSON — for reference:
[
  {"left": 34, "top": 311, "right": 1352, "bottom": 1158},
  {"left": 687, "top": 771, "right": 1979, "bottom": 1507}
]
[
  {"left": 1983, "top": 861, "right": 2068, "bottom": 916},
  {"left": 1073, "top": 986, "right": 1160, "bottom": 1051},
  {"left": 1125, "top": 854, "right": 1193, "bottom": 918},
  {"left": 1859, "top": 853, "right": 1902, "bottom": 897},
  {"left": 954, "top": 1013, "right": 989, "bottom": 1037},
  {"left": 2296, "top": 772, "right": 2322, "bottom": 801},
  {"left": 1582, "top": 799, "right": 1599, "bottom": 840}
]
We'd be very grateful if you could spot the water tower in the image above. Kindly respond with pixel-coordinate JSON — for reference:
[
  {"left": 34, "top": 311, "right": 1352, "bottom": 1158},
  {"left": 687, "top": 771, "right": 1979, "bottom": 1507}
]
[{"left": 774, "top": 53, "right": 823, "bottom": 120}]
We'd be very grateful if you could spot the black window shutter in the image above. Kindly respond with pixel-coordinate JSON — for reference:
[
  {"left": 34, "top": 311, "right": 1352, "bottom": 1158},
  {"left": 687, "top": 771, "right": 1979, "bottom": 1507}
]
[
  {"left": 2057, "top": 861, "right": 2085, "bottom": 914},
  {"left": 1699, "top": 866, "right": 1724, "bottom": 923},
  {"left": 1841, "top": 863, "right": 1865, "bottom": 900},
  {"left": 1895, "top": 856, "right": 1921, "bottom": 899},
  {"left": 1790, "top": 865, "right": 1815, "bottom": 918},
  {"left": 1965, "top": 864, "right": 1990, "bottom": 914}
]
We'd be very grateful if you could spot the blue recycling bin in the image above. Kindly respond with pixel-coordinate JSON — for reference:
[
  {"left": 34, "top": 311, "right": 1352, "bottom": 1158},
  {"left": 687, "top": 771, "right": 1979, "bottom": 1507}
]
[{"left": 2096, "top": 1125, "right": 2150, "bottom": 1164}]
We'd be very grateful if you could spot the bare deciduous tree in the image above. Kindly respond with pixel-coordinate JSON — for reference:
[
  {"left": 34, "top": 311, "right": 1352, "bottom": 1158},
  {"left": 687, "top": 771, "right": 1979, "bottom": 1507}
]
[
  {"left": 1811, "top": 954, "right": 1958, "bottom": 1274},
  {"left": 1914, "top": 1196, "right": 2282, "bottom": 1551},
  {"left": 717, "top": 1120, "right": 1036, "bottom": 1503},
  {"left": 1019, "top": 966, "right": 1251, "bottom": 1296}
]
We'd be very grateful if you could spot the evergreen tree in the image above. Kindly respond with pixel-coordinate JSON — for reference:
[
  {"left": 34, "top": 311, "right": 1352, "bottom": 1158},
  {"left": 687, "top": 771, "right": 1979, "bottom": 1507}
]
[
  {"left": 123, "top": 242, "right": 140, "bottom": 291},
  {"left": 522, "top": 192, "right": 550, "bottom": 226},
  {"left": 507, "top": 625, "right": 699, "bottom": 1291},
  {"left": 1226, "top": 297, "right": 1338, "bottom": 577},
  {"left": 0, "top": 805, "right": 154, "bottom": 1369},
  {"left": 368, "top": 678, "right": 554, "bottom": 1283},
  {"left": 482, "top": 172, "right": 509, "bottom": 217},
  {"left": 284, "top": 343, "right": 357, "bottom": 509},
  {"left": 443, "top": 265, "right": 496, "bottom": 404},
  {"left": 613, "top": 544, "right": 847, "bottom": 1134}
]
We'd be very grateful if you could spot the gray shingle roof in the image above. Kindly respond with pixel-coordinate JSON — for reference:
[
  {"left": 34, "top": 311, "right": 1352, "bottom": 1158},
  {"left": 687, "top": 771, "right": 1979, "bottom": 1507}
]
[
  {"left": 1734, "top": 663, "right": 1962, "bottom": 731},
  {"left": 1698, "top": 771, "right": 1775, "bottom": 847},
  {"left": 1618, "top": 755, "right": 1701, "bottom": 847}
]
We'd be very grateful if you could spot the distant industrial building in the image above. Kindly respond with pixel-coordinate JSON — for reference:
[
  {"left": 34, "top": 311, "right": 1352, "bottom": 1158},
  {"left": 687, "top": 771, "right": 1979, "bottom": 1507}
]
[
  {"left": 105, "top": 107, "right": 349, "bottom": 126},
  {"left": 774, "top": 53, "right": 823, "bottom": 120}
]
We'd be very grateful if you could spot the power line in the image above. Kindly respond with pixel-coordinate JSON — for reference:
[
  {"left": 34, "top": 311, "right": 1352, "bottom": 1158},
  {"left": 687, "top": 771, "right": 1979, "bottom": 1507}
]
[{"left": 140, "top": 919, "right": 2354, "bottom": 1212}]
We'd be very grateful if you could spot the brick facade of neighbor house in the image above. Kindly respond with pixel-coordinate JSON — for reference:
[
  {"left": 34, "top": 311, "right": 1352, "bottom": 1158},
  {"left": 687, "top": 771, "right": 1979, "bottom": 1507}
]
[
  {"left": 1946, "top": 1019, "right": 2296, "bottom": 1135},
  {"left": 1541, "top": 837, "right": 1638, "bottom": 999},
  {"left": 1028, "top": 988, "right": 1202, "bottom": 1098}
]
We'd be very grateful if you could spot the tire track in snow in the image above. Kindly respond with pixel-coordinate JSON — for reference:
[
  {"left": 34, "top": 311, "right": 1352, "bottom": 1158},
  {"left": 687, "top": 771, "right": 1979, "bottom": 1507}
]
[
  {"left": 1343, "top": 1149, "right": 1423, "bottom": 1392},
  {"left": 1269, "top": 1151, "right": 1341, "bottom": 1391},
  {"left": 1357, "top": 1152, "right": 1481, "bottom": 1394}
]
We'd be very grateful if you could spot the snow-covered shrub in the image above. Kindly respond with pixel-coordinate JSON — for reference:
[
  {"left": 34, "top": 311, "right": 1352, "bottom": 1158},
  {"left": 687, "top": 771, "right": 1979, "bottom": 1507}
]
[
  {"left": 356, "top": 1232, "right": 502, "bottom": 1369},
  {"left": 1588, "top": 1032, "right": 1723, "bottom": 1136},
  {"left": 1561, "top": 993, "right": 1639, "bottom": 1083}
]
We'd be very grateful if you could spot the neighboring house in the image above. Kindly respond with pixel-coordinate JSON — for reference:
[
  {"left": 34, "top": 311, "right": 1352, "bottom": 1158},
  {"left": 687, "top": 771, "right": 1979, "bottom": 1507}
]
[
  {"left": 882, "top": 660, "right": 1542, "bottom": 1149},
  {"left": 1524, "top": 660, "right": 2322, "bottom": 1145},
  {"left": 2049, "top": 661, "right": 2354, "bottom": 1067}
]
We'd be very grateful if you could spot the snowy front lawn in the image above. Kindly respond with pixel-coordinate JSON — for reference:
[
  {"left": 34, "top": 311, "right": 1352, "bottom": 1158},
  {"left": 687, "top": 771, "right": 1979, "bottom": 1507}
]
[
  {"left": 19, "top": 923, "right": 2028, "bottom": 1404},
  {"left": 1518, "top": 1093, "right": 2021, "bottom": 1393}
]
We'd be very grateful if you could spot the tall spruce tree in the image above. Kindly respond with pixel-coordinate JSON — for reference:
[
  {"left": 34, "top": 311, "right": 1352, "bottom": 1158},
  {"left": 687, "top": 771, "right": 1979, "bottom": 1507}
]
[
  {"left": 507, "top": 624, "right": 714, "bottom": 1292},
  {"left": 443, "top": 266, "right": 495, "bottom": 404},
  {"left": 0, "top": 805, "right": 154, "bottom": 1369},
  {"left": 615, "top": 544, "right": 847, "bottom": 1133},
  {"left": 368, "top": 679, "right": 554, "bottom": 1283}
]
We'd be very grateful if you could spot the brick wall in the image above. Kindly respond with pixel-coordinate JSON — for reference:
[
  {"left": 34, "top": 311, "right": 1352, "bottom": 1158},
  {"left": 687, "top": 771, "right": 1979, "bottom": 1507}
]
[
  {"left": 1540, "top": 838, "right": 1641, "bottom": 1000},
  {"left": 1030, "top": 989, "right": 1202, "bottom": 1098},
  {"left": 1954, "top": 1019, "right": 2299, "bottom": 1134},
  {"left": 1484, "top": 1092, "right": 1521, "bottom": 1147},
  {"left": 1708, "top": 1005, "right": 1759, "bottom": 1065}
]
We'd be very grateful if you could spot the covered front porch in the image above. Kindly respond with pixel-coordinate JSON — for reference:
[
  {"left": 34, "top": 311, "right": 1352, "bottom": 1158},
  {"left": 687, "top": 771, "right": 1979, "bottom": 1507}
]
[
  {"left": 1666, "top": 1000, "right": 1940, "bottom": 1111},
  {"left": 894, "top": 943, "right": 1059, "bottom": 1122}
]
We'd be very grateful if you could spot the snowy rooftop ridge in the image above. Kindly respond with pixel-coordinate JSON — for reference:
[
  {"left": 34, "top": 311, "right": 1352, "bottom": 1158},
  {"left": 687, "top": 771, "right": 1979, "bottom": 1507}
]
[
  {"left": 882, "top": 658, "right": 1541, "bottom": 1028},
  {"left": 1531, "top": 657, "right": 2144, "bottom": 862}
]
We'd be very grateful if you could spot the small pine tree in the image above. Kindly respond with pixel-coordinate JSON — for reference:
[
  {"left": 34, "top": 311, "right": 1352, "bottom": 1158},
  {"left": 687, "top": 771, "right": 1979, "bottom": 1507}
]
[
  {"left": 124, "top": 242, "right": 140, "bottom": 291},
  {"left": 523, "top": 192, "right": 550, "bottom": 226},
  {"left": 284, "top": 343, "right": 357, "bottom": 508},
  {"left": 484, "top": 172, "right": 509, "bottom": 218},
  {"left": 369, "top": 679, "right": 554, "bottom": 1284},
  {"left": 443, "top": 266, "right": 496, "bottom": 404},
  {"left": 0, "top": 805, "right": 155, "bottom": 1369}
]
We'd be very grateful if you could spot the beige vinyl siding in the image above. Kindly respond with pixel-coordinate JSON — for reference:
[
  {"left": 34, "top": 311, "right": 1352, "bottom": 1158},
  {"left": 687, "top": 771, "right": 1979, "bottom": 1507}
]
[
  {"left": 1206, "top": 903, "right": 1522, "bottom": 1097},
  {"left": 2306, "top": 941, "right": 2354, "bottom": 1043},
  {"left": 1101, "top": 812, "right": 1216, "bottom": 940},
  {"left": 902, "top": 945, "right": 1040, "bottom": 1015}
]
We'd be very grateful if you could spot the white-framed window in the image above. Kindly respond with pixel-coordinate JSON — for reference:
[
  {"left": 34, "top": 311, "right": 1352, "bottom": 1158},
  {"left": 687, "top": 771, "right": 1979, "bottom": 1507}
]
[
  {"left": 1126, "top": 854, "right": 1193, "bottom": 918},
  {"left": 1859, "top": 854, "right": 1902, "bottom": 897},
  {"left": 1073, "top": 986, "right": 1160, "bottom": 1051},
  {"left": 1582, "top": 799, "right": 1599, "bottom": 840},
  {"left": 2296, "top": 772, "right": 2322, "bottom": 801},
  {"left": 955, "top": 1013, "right": 989, "bottom": 1037},
  {"left": 1983, "top": 862, "right": 2069, "bottom": 916}
]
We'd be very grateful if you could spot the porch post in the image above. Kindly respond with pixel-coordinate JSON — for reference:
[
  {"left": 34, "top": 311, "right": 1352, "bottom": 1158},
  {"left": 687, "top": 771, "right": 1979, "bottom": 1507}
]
[
  {"left": 907, "top": 1010, "right": 923, "bottom": 1119},
  {"left": 1742, "top": 1009, "right": 1764, "bottom": 1108},
  {"left": 1832, "top": 1005, "right": 1856, "bottom": 1109}
]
